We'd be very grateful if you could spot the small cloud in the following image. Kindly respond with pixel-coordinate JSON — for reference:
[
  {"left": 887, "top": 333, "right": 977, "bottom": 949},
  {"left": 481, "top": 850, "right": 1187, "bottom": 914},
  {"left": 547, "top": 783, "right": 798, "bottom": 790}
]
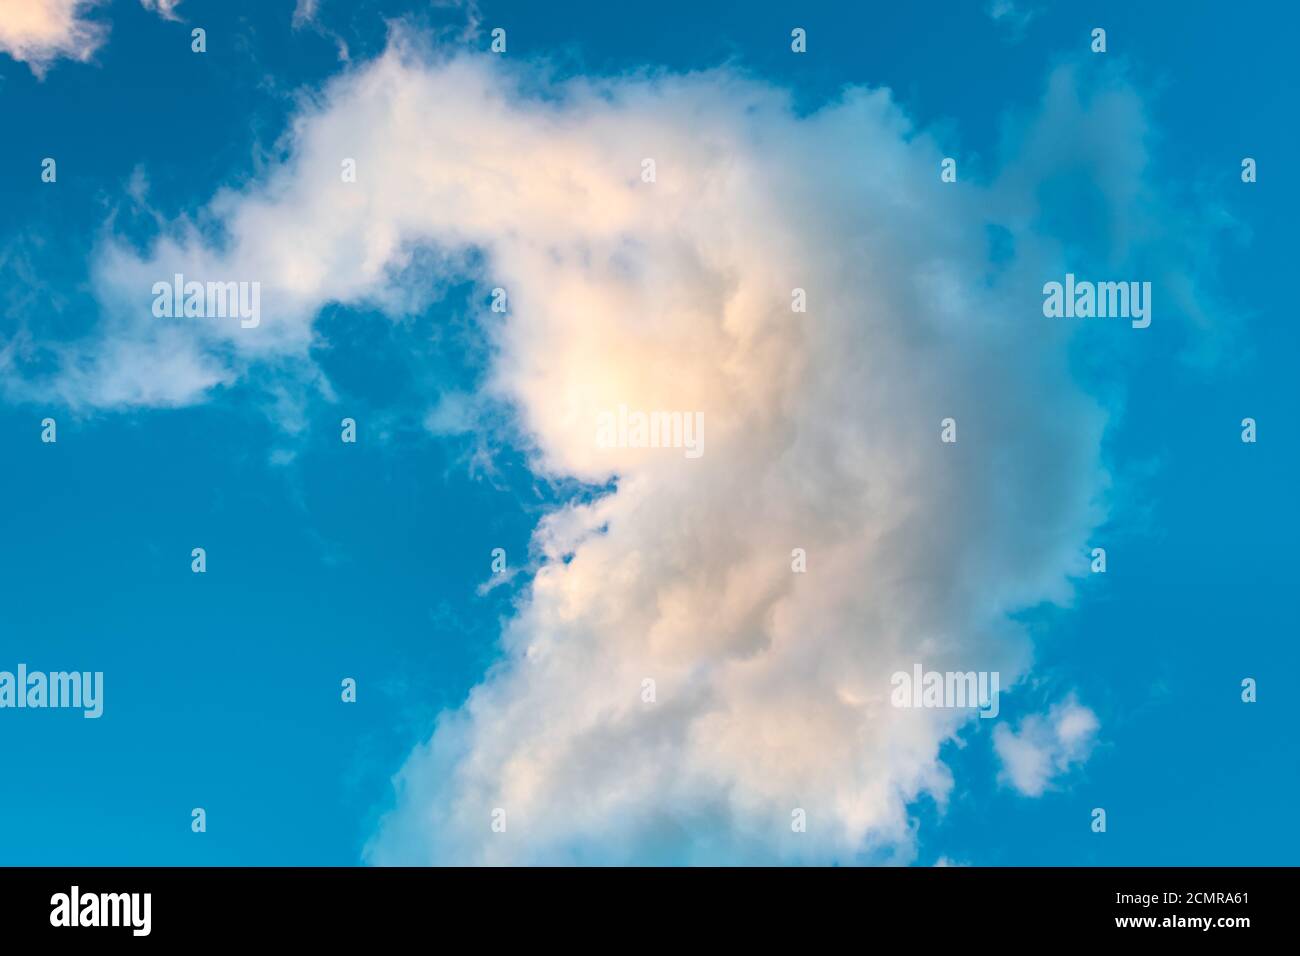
[
  {"left": 986, "top": 0, "right": 1038, "bottom": 38},
  {"left": 140, "top": 0, "right": 183, "bottom": 21},
  {"left": 993, "top": 694, "right": 1099, "bottom": 796}
]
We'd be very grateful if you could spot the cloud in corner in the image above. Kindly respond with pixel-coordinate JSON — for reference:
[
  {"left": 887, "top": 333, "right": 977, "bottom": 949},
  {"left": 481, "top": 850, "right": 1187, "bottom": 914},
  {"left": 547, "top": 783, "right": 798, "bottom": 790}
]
[{"left": 0, "top": 0, "right": 108, "bottom": 76}]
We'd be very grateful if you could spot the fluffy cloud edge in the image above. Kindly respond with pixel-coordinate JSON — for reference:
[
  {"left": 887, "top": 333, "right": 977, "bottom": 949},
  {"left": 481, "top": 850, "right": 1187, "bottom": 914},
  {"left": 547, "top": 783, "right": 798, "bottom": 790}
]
[{"left": 0, "top": 0, "right": 108, "bottom": 76}]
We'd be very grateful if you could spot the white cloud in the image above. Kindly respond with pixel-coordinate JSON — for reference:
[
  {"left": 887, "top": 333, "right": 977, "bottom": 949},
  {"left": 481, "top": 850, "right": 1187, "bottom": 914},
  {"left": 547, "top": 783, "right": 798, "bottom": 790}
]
[
  {"left": 139, "top": 0, "right": 182, "bottom": 20},
  {"left": 50, "top": 39, "right": 1156, "bottom": 862},
  {"left": 0, "top": 0, "right": 106, "bottom": 76},
  {"left": 993, "top": 695, "right": 1100, "bottom": 797}
]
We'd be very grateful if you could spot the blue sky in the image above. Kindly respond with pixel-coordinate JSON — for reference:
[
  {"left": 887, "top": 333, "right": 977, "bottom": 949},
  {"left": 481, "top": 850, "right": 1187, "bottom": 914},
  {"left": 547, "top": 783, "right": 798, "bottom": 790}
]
[{"left": 0, "top": 0, "right": 1295, "bottom": 865}]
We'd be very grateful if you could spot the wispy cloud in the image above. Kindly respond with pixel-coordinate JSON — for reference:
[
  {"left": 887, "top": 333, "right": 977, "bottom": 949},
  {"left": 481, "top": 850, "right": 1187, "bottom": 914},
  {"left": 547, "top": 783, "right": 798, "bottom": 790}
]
[
  {"left": 291, "top": 0, "right": 319, "bottom": 30},
  {"left": 986, "top": 0, "right": 1040, "bottom": 39}
]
